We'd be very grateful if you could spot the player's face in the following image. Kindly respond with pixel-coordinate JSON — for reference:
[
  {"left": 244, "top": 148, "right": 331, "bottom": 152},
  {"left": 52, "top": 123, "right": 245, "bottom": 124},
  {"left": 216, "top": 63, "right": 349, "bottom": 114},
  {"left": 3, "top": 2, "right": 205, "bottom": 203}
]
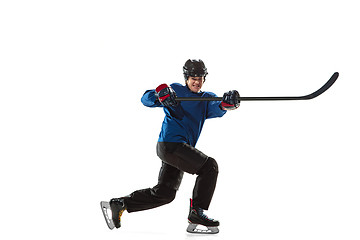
[{"left": 187, "top": 76, "right": 204, "bottom": 93}]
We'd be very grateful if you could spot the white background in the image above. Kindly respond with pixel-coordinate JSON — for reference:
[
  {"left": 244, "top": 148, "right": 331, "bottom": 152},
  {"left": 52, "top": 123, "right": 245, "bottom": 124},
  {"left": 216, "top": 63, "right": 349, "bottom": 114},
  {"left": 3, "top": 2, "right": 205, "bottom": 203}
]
[{"left": 1, "top": 1, "right": 359, "bottom": 240}]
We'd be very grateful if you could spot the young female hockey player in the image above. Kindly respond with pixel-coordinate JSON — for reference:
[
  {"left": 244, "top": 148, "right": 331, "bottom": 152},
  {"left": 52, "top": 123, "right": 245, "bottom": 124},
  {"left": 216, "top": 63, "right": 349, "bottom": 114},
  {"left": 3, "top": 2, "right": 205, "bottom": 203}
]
[{"left": 101, "top": 59, "right": 240, "bottom": 233}]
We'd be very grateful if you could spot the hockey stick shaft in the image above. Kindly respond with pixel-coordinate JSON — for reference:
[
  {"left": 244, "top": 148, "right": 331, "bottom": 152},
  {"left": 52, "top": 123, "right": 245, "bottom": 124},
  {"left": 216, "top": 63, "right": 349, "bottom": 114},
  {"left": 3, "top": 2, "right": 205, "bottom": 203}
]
[{"left": 176, "top": 72, "right": 339, "bottom": 102}]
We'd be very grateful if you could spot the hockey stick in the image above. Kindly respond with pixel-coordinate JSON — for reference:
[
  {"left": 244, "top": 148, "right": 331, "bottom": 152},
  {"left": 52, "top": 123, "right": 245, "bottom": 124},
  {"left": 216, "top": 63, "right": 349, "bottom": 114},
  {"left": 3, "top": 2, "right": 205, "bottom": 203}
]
[{"left": 176, "top": 72, "right": 339, "bottom": 101}]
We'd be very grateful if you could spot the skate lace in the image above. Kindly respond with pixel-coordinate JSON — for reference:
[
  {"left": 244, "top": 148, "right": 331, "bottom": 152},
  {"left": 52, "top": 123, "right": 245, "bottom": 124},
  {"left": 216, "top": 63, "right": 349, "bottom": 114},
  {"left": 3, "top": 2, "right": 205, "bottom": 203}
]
[{"left": 198, "top": 208, "right": 213, "bottom": 221}]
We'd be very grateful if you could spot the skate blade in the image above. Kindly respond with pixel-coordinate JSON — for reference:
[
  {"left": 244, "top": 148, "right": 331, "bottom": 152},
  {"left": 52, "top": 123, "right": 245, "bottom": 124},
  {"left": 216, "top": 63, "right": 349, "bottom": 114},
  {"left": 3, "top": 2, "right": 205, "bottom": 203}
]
[
  {"left": 100, "top": 201, "right": 115, "bottom": 230},
  {"left": 186, "top": 223, "right": 219, "bottom": 234}
]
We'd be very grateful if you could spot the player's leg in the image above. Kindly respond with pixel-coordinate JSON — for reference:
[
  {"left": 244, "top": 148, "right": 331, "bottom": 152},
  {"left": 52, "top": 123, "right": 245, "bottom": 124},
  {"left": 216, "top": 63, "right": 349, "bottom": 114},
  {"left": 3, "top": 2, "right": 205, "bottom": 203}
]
[
  {"left": 156, "top": 142, "right": 220, "bottom": 230},
  {"left": 156, "top": 142, "right": 218, "bottom": 209},
  {"left": 191, "top": 157, "right": 218, "bottom": 210},
  {"left": 124, "top": 162, "right": 183, "bottom": 213},
  {"left": 102, "top": 162, "right": 183, "bottom": 229}
]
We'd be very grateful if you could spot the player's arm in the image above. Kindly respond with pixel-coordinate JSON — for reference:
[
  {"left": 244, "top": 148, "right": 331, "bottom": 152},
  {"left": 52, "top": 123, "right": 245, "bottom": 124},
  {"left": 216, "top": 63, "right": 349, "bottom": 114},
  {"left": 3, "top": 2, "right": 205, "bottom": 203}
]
[
  {"left": 206, "top": 92, "right": 227, "bottom": 119},
  {"left": 141, "top": 84, "right": 178, "bottom": 108},
  {"left": 206, "top": 90, "right": 240, "bottom": 118},
  {"left": 141, "top": 89, "right": 162, "bottom": 107}
]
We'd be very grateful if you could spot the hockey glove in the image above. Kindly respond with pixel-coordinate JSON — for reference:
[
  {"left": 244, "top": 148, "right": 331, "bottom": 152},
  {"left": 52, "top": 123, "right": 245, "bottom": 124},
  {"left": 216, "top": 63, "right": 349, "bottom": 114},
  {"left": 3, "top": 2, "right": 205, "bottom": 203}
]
[
  {"left": 221, "top": 90, "right": 240, "bottom": 110},
  {"left": 155, "top": 84, "right": 178, "bottom": 107}
]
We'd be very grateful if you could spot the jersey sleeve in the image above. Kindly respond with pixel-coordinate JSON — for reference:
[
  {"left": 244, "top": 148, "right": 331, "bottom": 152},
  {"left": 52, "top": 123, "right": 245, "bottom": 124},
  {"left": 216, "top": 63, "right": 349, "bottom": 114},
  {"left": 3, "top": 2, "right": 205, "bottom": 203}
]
[
  {"left": 141, "top": 89, "right": 162, "bottom": 108},
  {"left": 205, "top": 92, "right": 227, "bottom": 119}
]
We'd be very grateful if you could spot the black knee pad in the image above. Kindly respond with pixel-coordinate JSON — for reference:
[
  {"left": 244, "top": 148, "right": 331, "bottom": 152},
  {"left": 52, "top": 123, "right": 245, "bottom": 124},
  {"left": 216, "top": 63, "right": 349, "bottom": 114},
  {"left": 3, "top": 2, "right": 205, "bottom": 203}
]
[{"left": 197, "top": 157, "right": 219, "bottom": 175}]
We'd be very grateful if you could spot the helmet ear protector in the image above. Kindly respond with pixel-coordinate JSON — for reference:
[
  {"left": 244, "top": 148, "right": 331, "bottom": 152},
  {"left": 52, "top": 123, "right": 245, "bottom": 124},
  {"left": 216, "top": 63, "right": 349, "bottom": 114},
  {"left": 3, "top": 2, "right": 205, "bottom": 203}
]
[{"left": 183, "top": 59, "right": 208, "bottom": 82}]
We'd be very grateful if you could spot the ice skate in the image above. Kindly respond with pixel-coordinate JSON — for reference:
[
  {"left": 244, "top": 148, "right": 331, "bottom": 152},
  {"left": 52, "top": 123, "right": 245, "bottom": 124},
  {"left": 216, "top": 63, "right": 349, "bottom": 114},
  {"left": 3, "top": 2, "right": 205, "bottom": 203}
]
[
  {"left": 186, "top": 199, "right": 219, "bottom": 234},
  {"left": 100, "top": 198, "right": 126, "bottom": 230}
]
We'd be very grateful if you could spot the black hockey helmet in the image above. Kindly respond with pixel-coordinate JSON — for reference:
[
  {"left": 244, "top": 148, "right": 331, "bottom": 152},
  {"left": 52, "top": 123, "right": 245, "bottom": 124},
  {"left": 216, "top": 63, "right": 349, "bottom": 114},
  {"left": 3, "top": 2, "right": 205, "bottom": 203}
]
[{"left": 183, "top": 59, "right": 208, "bottom": 81}]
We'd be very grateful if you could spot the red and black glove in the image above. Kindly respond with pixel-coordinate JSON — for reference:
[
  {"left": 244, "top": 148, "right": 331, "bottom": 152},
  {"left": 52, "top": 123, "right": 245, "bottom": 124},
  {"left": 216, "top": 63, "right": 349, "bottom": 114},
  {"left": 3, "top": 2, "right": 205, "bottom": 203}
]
[
  {"left": 221, "top": 90, "right": 240, "bottom": 110},
  {"left": 155, "top": 84, "right": 178, "bottom": 107}
]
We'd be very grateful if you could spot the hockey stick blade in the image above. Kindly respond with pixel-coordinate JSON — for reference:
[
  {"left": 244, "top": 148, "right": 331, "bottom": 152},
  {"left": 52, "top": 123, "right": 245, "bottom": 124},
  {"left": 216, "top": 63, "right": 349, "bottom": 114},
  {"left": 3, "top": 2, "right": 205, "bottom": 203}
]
[{"left": 175, "top": 72, "right": 339, "bottom": 102}]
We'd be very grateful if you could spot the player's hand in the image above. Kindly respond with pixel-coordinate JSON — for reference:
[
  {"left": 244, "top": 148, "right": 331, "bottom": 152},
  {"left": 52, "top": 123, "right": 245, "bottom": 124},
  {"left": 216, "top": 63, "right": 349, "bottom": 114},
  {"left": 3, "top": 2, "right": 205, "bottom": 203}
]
[
  {"left": 221, "top": 90, "right": 240, "bottom": 110},
  {"left": 155, "top": 84, "right": 178, "bottom": 107}
]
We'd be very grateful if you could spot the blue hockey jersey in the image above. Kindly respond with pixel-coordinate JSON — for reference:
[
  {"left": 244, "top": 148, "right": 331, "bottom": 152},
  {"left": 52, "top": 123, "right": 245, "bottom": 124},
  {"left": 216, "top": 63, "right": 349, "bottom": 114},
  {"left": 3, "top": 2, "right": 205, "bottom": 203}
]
[{"left": 141, "top": 83, "right": 226, "bottom": 147}]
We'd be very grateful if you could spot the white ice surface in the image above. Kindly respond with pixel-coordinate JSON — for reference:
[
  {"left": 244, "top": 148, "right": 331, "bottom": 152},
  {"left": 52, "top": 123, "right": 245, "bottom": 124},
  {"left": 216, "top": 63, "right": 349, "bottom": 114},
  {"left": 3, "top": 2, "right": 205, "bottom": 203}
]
[{"left": 1, "top": 1, "right": 359, "bottom": 240}]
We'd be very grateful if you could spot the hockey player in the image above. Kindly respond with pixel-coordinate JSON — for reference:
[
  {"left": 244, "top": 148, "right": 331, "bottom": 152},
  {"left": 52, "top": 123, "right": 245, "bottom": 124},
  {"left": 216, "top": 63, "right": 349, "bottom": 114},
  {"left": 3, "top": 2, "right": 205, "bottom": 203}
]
[{"left": 101, "top": 59, "right": 240, "bottom": 234}]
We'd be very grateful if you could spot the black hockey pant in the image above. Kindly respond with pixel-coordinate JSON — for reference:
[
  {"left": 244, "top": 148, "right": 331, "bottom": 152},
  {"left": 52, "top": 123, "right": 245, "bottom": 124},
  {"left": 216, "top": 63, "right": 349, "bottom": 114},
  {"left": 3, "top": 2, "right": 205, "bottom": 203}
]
[{"left": 124, "top": 142, "right": 219, "bottom": 213}]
